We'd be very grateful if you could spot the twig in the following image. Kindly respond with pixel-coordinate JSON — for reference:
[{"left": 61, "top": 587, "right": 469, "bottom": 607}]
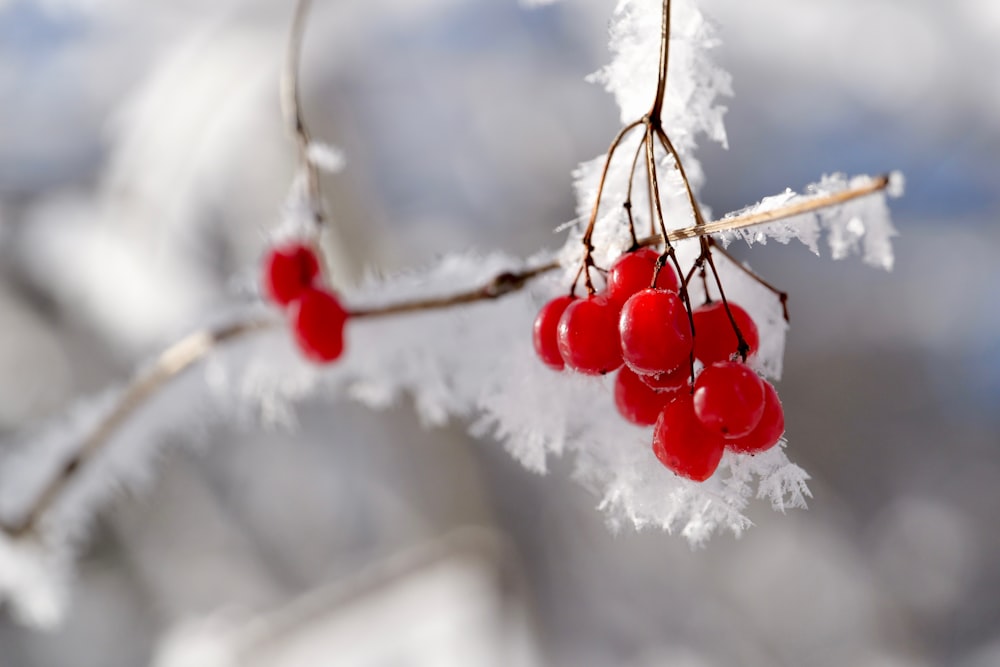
[
  {"left": 636, "top": 174, "right": 891, "bottom": 245},
  {"left": 281, "top": 0, "right": 324, "bottom": 227},
  {"left": 0, "top": 318, "right": 276, "bottom": 538},
  {"left": 349, "top": 261, "right": 560, "bottom": 318}
]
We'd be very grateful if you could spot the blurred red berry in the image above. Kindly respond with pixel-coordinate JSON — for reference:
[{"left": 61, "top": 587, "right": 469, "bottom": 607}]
[
  {"left": 290, "top": 287, "right": 348, "bottom": 363},
  {"left": 264, "top": 242, "right": 321, "bottom": 307}
]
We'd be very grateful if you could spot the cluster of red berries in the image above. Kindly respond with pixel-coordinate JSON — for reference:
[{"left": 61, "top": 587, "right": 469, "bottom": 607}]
[
  {"left": 533, "top": 248, "right": 785, "bottom": 482},
  {"left": 262, "top": 242, "right": 348, "bottom": 363}
]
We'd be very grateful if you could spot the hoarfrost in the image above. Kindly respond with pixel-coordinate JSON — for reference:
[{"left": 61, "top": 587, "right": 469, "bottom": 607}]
[{"left": 717, "top": 172, "right": 902, "bottom": 270}]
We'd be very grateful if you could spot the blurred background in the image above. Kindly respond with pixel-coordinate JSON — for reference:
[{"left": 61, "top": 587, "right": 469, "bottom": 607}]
[{"left": 0, "top": 0, "right": 998, "bottom": 665}]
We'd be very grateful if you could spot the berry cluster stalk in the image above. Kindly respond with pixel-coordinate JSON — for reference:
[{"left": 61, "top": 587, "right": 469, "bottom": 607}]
[{"left": 574, "top": 0, "right": 787, "bottom": 374}]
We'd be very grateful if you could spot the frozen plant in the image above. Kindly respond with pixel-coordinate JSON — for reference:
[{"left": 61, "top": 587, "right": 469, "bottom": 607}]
[{"left": 0, "top": 0, "right": 900, "bottom": 626}]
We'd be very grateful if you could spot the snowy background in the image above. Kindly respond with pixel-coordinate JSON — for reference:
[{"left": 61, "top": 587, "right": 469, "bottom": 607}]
[{"left": 0, "top": 0, "right": 998, "bottom": 665}]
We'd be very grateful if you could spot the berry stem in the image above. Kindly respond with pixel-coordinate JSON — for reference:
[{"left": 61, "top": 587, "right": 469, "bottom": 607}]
[
  {"left": 349, "top": 261, "right": 561, "bottom": 318},
  {"left": 701, "top": 242, "right": 751, "bottom": 361},
  {"left": 707, "top": 237, "right": 790, "bottom": 322},
  {"left": 649, "top": 0, "right": 672, "bottom": 123},
  {"left": 623, "top": 133, "right": 649, "bottom": 249},
  {"left": 644, "top": 124, "right": 698, "bottom": 386},
  {"left": 652, "top": 126, "right": 708, "bottom": 227},
  {"left": 576, "top": 119, "right": 644, "bottom": 291},
  {"left": 282, "top": 0, "right": 325, "bottom": 230}
]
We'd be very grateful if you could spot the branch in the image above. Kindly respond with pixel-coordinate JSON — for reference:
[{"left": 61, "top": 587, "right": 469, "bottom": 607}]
[
  {"left": 281, "top": 0, "right": 324, "bottom": 226},
  {"left": 638, "top": 173, "right": 891, "bottom": 245},
  {"left": 0, "top": 172, "right": 894, "bottom": 539},
  {"left": 0, "top": 318, "right": 275, "bottom": 537}
]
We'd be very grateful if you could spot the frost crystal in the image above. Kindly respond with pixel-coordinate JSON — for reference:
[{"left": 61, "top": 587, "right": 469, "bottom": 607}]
[{"left": 717, "top": 172, "right": 901, "bottom": 271}]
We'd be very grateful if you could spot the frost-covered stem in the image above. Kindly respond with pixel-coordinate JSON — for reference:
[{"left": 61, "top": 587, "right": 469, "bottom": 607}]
[
  {"left": 350, "top": 261, "right": 560, "bottom": 318},
  {"left": 0, "top": 318, "right": 276, "bottom": 538},
  {"left": 702, "top": 243, "right": 750, "bottom": 361},
  {"left": 653, "top": 127, "right": 707, "bottom": 227},
  {"left": 636, "top": 173, "right": 891, "bottom": 244},
  {"left": 645, "top": 124, "right": 698, "bottom": 382},
  {"left": 649, "top": 0, "right": 671, "bottom": 121},
  {"left": 707, "top": 237, "right": 790, "bottom": 322},
  {"left": 281, "top": 0, "right": 324, "bottom": 228},
  {"left": 577, "top": 120, "right": 644, "bottom": 293},
  {"left": 622, "top": 134, "right": 648, "bottom": 248},
  {"left": 644, "top": 127, "right": 686, "bottom": 292},
  {"left": 656, "top": 117, "right": 749, "bottom": 356}
]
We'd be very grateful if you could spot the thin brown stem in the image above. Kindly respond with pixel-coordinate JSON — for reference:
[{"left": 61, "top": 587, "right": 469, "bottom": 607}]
[
  {"left": 636, "top": 174, "right": 892, "bottom": 246},
  {"left": 576, "top": 119, "right": 644, "bottom": 294},
  {"left": 645, "top": 123, "right": 698, "bottom": 383},
  {"left": 644, "top": 125, "right": 685, "bottom": 286},
  {"left": 702, "top": 246, "right": 749, "bottom": 361},
  {"left": 349, "top": 261, "right": 560, "bottom": 318},
  {"left": 654, "top": 126, "right": 707, "bottom": 227},
  {"left": 707, "top": 237, "right": 789, "bottom": 321},
  {"left": 649, "top": 0, "right": 672, "bottom": 121},
  {"left": 580, "top": 120, "right": 644, "bottom": 250},
  {"left": 622, "top": 134, "right": 648, "bottom": 248},
  {"left": 281, "top": 0, "right": 324, "bottom": 227}
]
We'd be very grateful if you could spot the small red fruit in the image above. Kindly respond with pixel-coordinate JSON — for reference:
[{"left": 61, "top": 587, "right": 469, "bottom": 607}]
[
  {"left": 638, "top": 362, "right": 690, "bottom": 394},
  {"left": 619, "top": 288, "right": 693, "bottom": 375},
  {"left": 693, "top": 361, "right": 765, "bottom": 438},
  {"left": 289, "top": 287, "right": 348, "bottom": 363},
  {"left": 652, "top": 394, "right": 726, "bottom": 482},
  {"left": 533, "top": 295, "right": 575, "bottom": 370},
  {"left": 556, "top": 295, "right": 623, "bottom": 375},
  {"left": 264, "top": 242, "right": 321, "bottom": 307},
  {"left": 727, "top": 380, "right": 784, "bottom": 454},
  {"left": 606, "top": 248, "right": 679, "bottom": 308},
  {"left": 692, "top": 301, "right": 759, "bottom": 365},
  {"left": 614, "top": 366, "right": 674, "bottom": 426}
]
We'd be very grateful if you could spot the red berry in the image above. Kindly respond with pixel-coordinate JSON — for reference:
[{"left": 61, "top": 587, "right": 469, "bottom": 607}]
[
  {"left": 264, "top": 242, "right": 321, "bottom": 307},
  {"left": 556, "top": 295, "right": 623, "bottom": 375},
  {"left": 614, "top": 366, "right": 674, "bottom": 426},
  {"left": 727, "top": 380, "right": 784, "bottom": 454},
  {"left": 693, "top": 361, "right": 765, "bottom": 438},
  {"left": 638, "top": 362, "right": 690, "bottom": 394},
  {"left": 289, "top": 287, "right": 348, "bottom": 363},
  {"left": 692, "top": 301, "right": 759, "bottom": 365},
  {"left": 606, "top": 248, "right": 679, "bottom": 308},
  {"left": 533, "top": 295, "right": 575, "bottom": 370},
  {"left": 619, "top": 288, "right": 693, "bottom": 375},
  {"left": 652, "top": 394, "right": 726, "bottom": 482}
]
